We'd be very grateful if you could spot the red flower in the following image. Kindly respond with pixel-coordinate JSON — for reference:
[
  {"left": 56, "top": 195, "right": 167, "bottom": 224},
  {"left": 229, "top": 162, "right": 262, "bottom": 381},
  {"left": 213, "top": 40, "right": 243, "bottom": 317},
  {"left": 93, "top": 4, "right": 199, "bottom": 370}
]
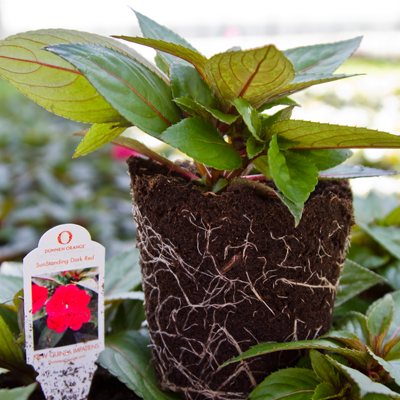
[
  {"left": 46, "top": 285, "right": 91, "bottom": 334},
  {"left": 32, "top": 283, "right": 48, "bottom": 314}
]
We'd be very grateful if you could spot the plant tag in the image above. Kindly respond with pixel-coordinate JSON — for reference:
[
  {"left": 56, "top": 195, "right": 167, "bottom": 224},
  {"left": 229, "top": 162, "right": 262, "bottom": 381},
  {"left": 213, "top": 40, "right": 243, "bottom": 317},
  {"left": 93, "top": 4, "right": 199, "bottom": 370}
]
[{"left": 23, "top": 224, "right": 105, "bottom": 400}]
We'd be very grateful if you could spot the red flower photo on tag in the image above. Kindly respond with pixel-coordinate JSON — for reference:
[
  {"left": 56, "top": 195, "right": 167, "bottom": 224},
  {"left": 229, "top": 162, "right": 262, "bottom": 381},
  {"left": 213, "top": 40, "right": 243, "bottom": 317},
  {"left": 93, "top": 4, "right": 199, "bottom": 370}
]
[
  {"left": 31, "top": 267, "right": 99, "bottom": 351},
  {"left": 31, "top": 283, "right": 48, "bottom": 314},
  {"left": 46, "top": 284, "right": 91, "bottom": 334}
]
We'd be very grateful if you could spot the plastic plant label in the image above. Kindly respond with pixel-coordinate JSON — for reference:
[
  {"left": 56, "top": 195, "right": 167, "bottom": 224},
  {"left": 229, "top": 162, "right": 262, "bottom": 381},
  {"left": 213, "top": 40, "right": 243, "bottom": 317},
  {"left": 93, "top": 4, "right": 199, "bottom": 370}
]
[{"left": 23, "top": 224, "right": 105, "bottom": 400}]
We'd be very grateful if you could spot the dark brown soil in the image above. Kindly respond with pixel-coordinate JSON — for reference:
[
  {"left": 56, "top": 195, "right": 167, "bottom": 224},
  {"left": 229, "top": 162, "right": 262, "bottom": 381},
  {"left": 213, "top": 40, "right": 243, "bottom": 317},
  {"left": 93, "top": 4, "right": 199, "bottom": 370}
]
[
  {"left": 0, "top": 367, "right": 141, "bottom": 400},
  {"left": 128, "top": 157, "right": 354, "bottom": 400}
]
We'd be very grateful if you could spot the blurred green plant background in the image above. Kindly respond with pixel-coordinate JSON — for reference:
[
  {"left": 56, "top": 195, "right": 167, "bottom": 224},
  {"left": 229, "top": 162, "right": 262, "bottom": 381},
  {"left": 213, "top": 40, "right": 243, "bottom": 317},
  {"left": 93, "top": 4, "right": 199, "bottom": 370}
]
[{"left": 0, "top": 80, "right": 137, "bottom": 262}]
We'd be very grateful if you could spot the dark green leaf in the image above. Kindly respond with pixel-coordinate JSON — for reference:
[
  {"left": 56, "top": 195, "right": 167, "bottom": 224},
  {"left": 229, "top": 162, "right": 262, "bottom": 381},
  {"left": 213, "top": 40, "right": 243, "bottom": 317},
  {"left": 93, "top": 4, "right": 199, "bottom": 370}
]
[
  {"left": 0, "top": 315, "right": 35, "bottom": 384},
  {"left": 105, "top": 292, "right": 144, "bottom": 305},
  {"left": 98, "top": 330, "right": 183, "bottom": 400},
  {"left": 363, "top": 394, "right": 393, "bottom": 400},
  {"left": 359, "top": 224, "right": 400, "bottom": 260},
  {"left": 159, "top": 117, "right": 242, "bottom": 170},
  {"left": 271, "top": 120, "right": 400, "bottom": 149},
  {"left": 385, "top": 291, "right": 400, "bottom": 348},
  {"left": 231, "top": 98, "right": 262, "bottom": 139},
  {"left": 335, "top": 260, "right": 385, "bottom": 307},
  {"left": 380, "top": 261, "right": 400, "bottom": 290},
  {"left": 47, "top": 43, "right": 182, "bottom": 137},
  {"left": 73, "top": 123, "right": 128, "bottom": 157},
  {"left": 132, "top": 10, "right": 201, "bottom": 70},
  {"left": 327, "top": 356, "right": 400, "bottom": 399},
  {"left": 37, "top": 324, "right": 65, "bottom": 350},
  {"left": 170, "top": 63, "right": 217, "bottom": 108},
  {"left": 105, "top": 248, "right": 142, "bottom": 296},
  {"left": 292, "top": 149, "right": 352, "bottom": 171},
  {"left": 247, "top": 135, "right": 266, "bottom": 159},
  {"left": 366, "top": 294, "right": 394, "bottom": 347},
  {"left": 264, "top": 106, "right": 295, "bottom": 132},
  {"left": 275, "top": 190, "right": 304, "bottom": 227},
  {"left": 154, "top": 53, "right": 169, "bottom": 75},
  {"left": 249, "top": 368, "right": 320, "bottom": 400},
  {"left": 0, "top": 307, "right": 19, "bottom": 336},
  {"left": 0, "top": 383, "right": 37, "bottom": 400},
  {"left": 284, "top": 37, "right": 362, "bottom": 75},
  {"left": 258, "top": 97, "right": 300, "bottom": 112},
  {"left": 107, "top": 300, "right": 146, "bottom": 334},
  {"left": 312, "top": 382, "right": 337, "bottom": 400},
  {"left": 309, "top": 349, "right": 339, "bottom": 389},
  {"left": 336, "top": 312, "right": 369, "bottom": 346},
  {"left": 319, "top": 165, "right": 398, "bottom": 179},
  {"left": 347, "top": 244, "right": 390, "bottom": 270},
  {"left": 205, "top": 45, "right": 295, "bottom": 111},
  {"left": 114, "top": 36, "right": 207, "bottom": 78},
  {"left": 268, "top": 135, "right": 318, "bottom": 204},
  {"left": 221, "top": 338, "right": 367, "bottom": 368}
]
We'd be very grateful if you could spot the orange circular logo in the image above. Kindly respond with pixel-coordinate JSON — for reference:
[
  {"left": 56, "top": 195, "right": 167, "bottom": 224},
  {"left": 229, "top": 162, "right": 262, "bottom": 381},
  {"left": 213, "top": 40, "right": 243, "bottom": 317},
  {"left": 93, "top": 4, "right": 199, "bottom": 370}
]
[{"left": 57, "top": 231, "right": 72, "bottom": 245}]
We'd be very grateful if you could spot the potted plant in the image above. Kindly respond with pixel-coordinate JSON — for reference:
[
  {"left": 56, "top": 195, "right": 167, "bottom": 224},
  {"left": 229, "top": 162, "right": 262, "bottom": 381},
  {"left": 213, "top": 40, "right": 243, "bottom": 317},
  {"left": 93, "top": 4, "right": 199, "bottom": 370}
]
[{"left": 1, "top": 10, "right": 400, "bottom": 400}]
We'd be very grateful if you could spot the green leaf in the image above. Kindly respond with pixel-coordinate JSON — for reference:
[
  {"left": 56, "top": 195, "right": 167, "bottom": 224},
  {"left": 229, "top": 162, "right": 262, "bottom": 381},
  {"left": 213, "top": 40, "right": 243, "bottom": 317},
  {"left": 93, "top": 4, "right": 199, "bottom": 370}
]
[
  {"left": 309, "top": 349, "right": 340, "bottom": 389},
  {"left": 114, "top": 36, "right": 207, "bottom": 78},
  {"left": 104, "top": 248, "right": 142, "bottom": 297},
  {"left": 0, "top": 383, "right": 37, "bottom": 400},
  {"left": 258, "top": 97, "right": 300, "bottom": 112},
  {"left": 292, "top": 149, "right": 353, "bottom": 171},
  {"left": 336, "top": 312, "right": 369, "bottom": 346},
  {"left": 159, "top": 117, "right": 242, "bottom": 170},
  {"left": 382, "top": 206, "right": 400, "bottom": 226},
  {"left": 271, "top": 120, "right": 400, "bottom": 150},
  {"left": 366, "top": 294, "right": 395, "bottom": 348},
  {"left": 131, "top": 10, "right": 201, "bottom": 71},
  {"left": 366, "top": 347, "right": 400, "bottom": 386},
  {"left": 335, "top": 260, "right": 385, "bottom": 307},
  {"left": 0, "top": 29, "right": 164, "bottom": 123},
  {"left": 249, "top": 368, "right": 320, "bottom": 400},
  {"left": 264, "top": 106, "right": 295, "bottom": 133},
  {"left": 47, "top": 43, "right": 182, "bottom": 137},
  {"left": 170, "top": 63, "right": 217, "bottom": 108},
  {"left": 253, "top": 155, "right": 272, "bottom": 178},
  {"left": 173, "top": 97, "right": 238, "bottom": 124},
  {"left": 0, "top": 314, "right": 35, "bottom": 384},
  {"left": 106, "top": 300, "right": 145, "bottom": 334},
  {"left": 0, "top": 307, "right": 19, "bottom": 336},
  {"left": 321, "top": 331, "right": 366, "bottom": 352},
  {"left": 275, "top": 190, "right": 304, "bottom": 227},
  {"left": 385, "top": 291, "right": 400, "bottom": 348},
  {"left": 205, "top": 45, "right": 295, "bottom": 111},
  {"left": 110, "top": 135, "right": 199, "bottom": 180},
  {"left": 347, "top": 245, "right": 390, "bottom": 270},
  {"left": 327, "top": 356, "right": 400, "bottom": 399},
  {"left": 97, "top": 330, "right": 183, "bottom": 400},
  {"left": 268, "top": 135, "right": 318, "bottom": 204},
  {"left": 380, "top": 261, "right": 400, "bottom": 291},
  {"left": 284, "top": 37, "right": 362, "bottom": 75},
  {"left": 247, "top": 136, "right": 266, "bottom": 159},
  {"left": 37, "top": 324, "right": 66, "bottom": 350},
  {"left": 319, "top": 165, "right": 398, "bottom": 179},
  {"left": 312, "top": 382, "right": 338, "bottom": 400},
  {"left": 0, "top": 275, "right": 22, "bottom": 308},
  {"left": 359, "top": 224, "right": 400, "bottom": 260},
  {"left": 231, "top": 98, "right": 262, "bottom": 139},
  {"left": 212, "top": 178, "right": 228, "bottom": 194},
  {"left": 73, "top": 123, "right": 127, "bottom": 157},
  {"left": 221, "top": 338, "right": 368, "bottom": 368}
]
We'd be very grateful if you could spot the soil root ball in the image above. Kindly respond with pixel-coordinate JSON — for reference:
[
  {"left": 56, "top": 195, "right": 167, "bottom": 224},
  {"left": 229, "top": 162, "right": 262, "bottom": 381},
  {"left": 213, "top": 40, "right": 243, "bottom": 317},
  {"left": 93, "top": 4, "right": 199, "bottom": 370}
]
[{"left": 128, "top": 157, "right": 354, "bottom": 400}]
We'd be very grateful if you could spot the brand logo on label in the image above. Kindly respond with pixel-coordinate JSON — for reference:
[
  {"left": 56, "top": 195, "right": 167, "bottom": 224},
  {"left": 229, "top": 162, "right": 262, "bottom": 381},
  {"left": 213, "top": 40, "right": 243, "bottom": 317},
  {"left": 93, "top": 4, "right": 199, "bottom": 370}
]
[{"left": 57, "top": 231, "right": 73, "bottom": 245}]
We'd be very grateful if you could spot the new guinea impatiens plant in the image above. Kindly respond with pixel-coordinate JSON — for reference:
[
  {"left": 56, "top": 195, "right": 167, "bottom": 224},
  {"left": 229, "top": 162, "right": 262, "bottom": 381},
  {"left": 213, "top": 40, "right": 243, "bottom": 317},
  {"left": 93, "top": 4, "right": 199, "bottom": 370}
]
[{"left": 1, "top": 9, "right": 400, "bottom": 400}]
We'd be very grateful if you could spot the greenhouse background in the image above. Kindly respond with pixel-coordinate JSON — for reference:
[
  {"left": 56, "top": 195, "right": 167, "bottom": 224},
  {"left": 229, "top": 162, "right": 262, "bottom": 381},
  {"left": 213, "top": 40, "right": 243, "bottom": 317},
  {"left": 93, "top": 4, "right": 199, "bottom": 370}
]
[{"left": 0, "top": 0, "right": 400, "bottom": 263}]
